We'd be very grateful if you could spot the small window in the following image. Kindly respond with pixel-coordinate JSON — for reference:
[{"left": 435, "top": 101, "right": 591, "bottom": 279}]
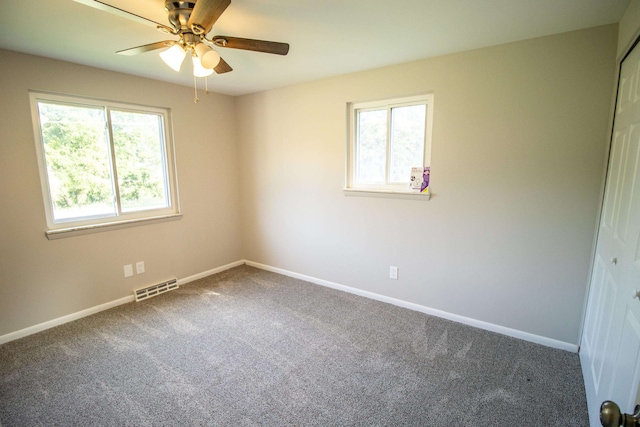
[
  {"left": 346, "top": 94, "right": 433, "bottom": 194},
  {"left": 30, "top": 92, "right": 180, "bottom": 236}
]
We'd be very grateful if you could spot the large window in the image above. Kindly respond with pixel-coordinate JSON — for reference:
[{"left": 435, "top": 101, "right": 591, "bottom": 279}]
[
  {"left": 30, "top": 92, "right": 179, "bottom": 237},
  {"left": 346, "top": 94, "right": 433, "bottom": 194}
]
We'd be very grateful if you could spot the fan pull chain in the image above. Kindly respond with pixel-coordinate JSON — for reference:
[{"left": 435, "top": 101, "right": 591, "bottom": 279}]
[
  {"left": 193, "top": 75, "right": 199, "bottom": 104},
  {"left": 205, "top": 77, "right": 209, "bottom": 95}
]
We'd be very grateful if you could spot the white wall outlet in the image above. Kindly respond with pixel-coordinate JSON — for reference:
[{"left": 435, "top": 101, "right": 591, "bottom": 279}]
[
  {"left": 124, "top": 264, "right": 133, "bottom": 278},
  {"left": 390, "top": 266, "right": 398, "bottom": 280},
  {"left": 136, "top": 261, "right": 145, "bottom": 274}
]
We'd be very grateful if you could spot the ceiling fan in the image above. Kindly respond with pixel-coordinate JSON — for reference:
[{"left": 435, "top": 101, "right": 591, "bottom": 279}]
[{"left": 87, "top": 0, "right": 289, "bottom": 100}]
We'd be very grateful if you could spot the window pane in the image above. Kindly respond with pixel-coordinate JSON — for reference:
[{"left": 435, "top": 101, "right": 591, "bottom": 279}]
[
  {"left": 37, "top": 102, "right": 116, "bottom": 222},
  {"left": 111, "top": 110, "right": 169, "bottom": 213},
  {"left": 356, "top": 109, "right": 387, "bottom": 184},
  {"left": 389, "top": 104, "right": 426, "bottom": 182}
]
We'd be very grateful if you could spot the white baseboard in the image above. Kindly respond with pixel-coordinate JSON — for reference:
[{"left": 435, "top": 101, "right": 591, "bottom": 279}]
[
  {"left": 245, "top": 260, "right": 579, "bottom": 353},
  {"left": 177, "top": 260, "right": 246, "bottom": 286},
  {"left": 0, "top": 260, "right": 245, "bottom": 345},
  {"left": 1, "top": 259, "right": 578, "bottom": 353},
  {"left": 0, "top": 295, "right": 134, "bottom": 345}
]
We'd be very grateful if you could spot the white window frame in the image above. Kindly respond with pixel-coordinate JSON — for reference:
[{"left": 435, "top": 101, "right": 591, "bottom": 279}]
[
  {"left": 29, "top": 91, "right": 181, "bottom": 239},
  {"left": 345, "top": 93, "right": 434, "bottom": 196}
]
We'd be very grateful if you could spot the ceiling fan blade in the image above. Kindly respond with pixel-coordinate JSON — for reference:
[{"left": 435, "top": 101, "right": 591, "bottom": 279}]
[
  {"left": 117, "top": 41, "right": 176, "bottom": 56},
  {"left": 188, "top": 0, "right": 231, "bottom": 34},
  {"left": 214, "top": 57, "right": 233, "bottom": 74},
  {"left": 73, "top": 0, "right": 164, "bottom": 28},
  {"left": 212, "top": 36, "right": 289, "bottom": 55}
]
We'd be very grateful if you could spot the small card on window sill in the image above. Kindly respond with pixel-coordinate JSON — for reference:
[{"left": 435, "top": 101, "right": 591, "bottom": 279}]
[{"left": 410, "top": 166, "right": 430, "bottom": 194}]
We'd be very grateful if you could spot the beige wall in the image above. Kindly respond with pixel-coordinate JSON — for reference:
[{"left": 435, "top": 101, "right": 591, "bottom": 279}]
[
  {"left": 236, "top": 25, "right": 618, "bottom": 345},
  {"left": 0, "top": 24, "right": 620, "bottom": 346},
  {"left": 0, "top": 50, "right": 242, "bottom": 336}
]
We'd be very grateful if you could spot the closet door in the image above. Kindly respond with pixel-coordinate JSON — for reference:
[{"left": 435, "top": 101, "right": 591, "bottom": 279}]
[{"left": 581, "top": 39, "right": 640, "bottom": 426}]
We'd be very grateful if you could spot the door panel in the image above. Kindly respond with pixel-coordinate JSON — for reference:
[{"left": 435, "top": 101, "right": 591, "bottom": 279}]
[
  {"left": 603, "top": 130, "right": 628, "bottom": 229},
  {"left": 582, "top": 256, "right": 606, "bottom": 356},
  {"left": 591, "top": 270, "right": 618, "bottom": 394},
  {"left": 609, "top": 308, "right": 640, "bottom": 411},
  {"left": 613, "top": 127, "right": 635, "bottom": 246}
]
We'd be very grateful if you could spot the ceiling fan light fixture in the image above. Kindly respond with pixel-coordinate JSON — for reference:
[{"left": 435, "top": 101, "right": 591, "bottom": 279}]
[
  {"left": 159, "top": 44, "right": 186, "bottom": 71},
  {"left": 192, "top": 56, "right": 214, "bottom": 77},
  {"left": 195, "top": 43, "right": 221, "bottom": 69},
  {"left": 112, "top": 0, "right": 289, "bottom": 101}
]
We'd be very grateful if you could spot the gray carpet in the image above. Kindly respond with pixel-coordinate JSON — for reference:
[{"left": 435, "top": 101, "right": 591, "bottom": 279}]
[{"left": 0, "top": 265, "right": 588, "bottom": 426}]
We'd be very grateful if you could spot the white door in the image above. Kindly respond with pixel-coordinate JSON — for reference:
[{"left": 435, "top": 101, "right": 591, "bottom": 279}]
[{"left": 581, "top": 39, "right": 640, "bottom": 426}]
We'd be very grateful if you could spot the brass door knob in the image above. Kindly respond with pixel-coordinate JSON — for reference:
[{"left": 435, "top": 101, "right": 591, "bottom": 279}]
[{"left": 601, "top": 400, "right": 640, "bottom": 426}]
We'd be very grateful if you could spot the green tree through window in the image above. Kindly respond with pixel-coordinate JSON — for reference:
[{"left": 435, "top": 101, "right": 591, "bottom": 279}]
[
  {"left": 111, "top": 110, "right": 168, "bottom": 213},
  {"left": 39, "top": 102, "right": 116, "bottom": 220},
  {"left": 32, "top": 94, "right": 177, "bottom": 230}
]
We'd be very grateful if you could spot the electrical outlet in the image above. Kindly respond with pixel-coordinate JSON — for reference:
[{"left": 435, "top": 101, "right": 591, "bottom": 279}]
[
  {"left": 136, "top": 261, "right": 145, "bottom": 274},
  {"left": 124, "top": 264, "right": 133, "bottom": 278},
  {"left": 390, "top": 266, "right": 398, "bottom": 280}
]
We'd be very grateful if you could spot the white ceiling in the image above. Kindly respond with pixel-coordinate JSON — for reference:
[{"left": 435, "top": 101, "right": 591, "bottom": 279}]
[{"left": 0, "top": 0, "right": 630, "bottom": 96}]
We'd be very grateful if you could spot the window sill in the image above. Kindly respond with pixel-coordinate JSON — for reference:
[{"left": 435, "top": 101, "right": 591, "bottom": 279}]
[
  {"left": 343, "top": 188, "right": 431, "bottom": 200},
  {"left": 45, "top": 213, "right": 183, "bottom": 240}
]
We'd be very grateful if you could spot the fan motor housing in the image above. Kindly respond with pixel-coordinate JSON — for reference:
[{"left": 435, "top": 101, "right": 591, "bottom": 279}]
[{"left": 165, "top": 1, "right": 196, "bottom": 31}]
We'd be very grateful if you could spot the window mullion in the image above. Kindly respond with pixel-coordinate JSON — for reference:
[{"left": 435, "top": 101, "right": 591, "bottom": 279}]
[
  {"left": 385, "top": 107, "right": 392, "bottom": 185},
  {"left": 353, "top": 110, "right": 360, "bottom": 185},
  {"left": 105, "top": 108, "right": 122, "bottom": 215},
  {"left": 423, "top": 105, "right": 429, "bottom": 166}
]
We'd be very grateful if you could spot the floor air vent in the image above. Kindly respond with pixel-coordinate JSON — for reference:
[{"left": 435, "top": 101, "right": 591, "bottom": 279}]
[{"left": 134, "top": 279, "right": 179, "bottom": 302}]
